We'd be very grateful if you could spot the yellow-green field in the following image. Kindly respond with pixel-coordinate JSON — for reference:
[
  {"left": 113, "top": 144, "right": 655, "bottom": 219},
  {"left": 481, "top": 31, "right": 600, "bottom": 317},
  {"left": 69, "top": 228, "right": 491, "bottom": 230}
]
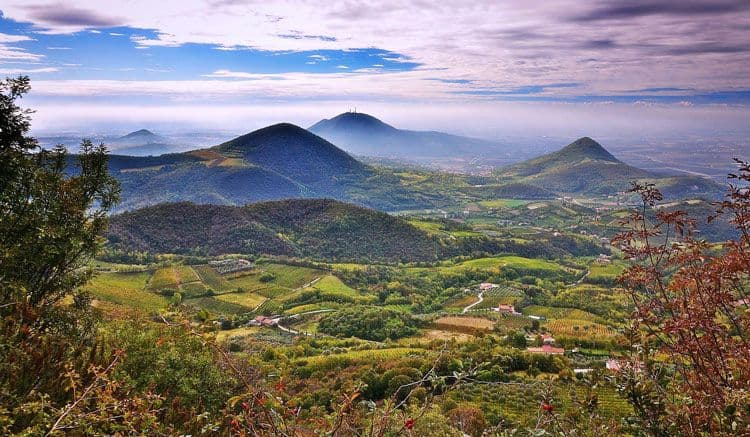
[
  {"left": 522, "top": 305, "right": 600, "bottom": 321},
  {"left": 478, "top": 199, "right": 530, "bottom": 209},
  {"left": 434, "top": 316, "right": 495, "bottom": 333},
  {"left": 226, "top": 263, "right": 324, "bottom": 298},
  {"left": 214, "top": 291, "right": 266, "bottom": 309},
  {"left": 85, "top": 272, "right": 167, "bottom": 311},
  {"left": 409, "top": 256, "right": 574, "bottom": 276}
]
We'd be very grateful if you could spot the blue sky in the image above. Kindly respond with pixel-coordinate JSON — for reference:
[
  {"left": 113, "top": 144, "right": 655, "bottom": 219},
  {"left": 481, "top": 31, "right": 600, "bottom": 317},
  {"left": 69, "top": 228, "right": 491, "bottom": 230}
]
[{"left": 0, "top": 1, "right": 749, "bottom": 137}]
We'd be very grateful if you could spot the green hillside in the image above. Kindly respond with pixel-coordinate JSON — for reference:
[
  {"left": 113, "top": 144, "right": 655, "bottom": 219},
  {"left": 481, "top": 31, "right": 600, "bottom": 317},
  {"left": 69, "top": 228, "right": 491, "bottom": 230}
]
[
  {"left": 106, "top": 199, "right": 446, "bottom": 262},
  {"left": 495, "top": 137, "right": 722, "bottom": 198},
  {"left": 101, "top": 123, "right": 465, "bottom": 212}
]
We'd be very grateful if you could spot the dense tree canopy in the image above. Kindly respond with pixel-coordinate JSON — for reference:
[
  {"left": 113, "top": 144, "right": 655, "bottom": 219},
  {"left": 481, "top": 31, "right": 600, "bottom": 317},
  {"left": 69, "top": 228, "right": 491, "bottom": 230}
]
[{"left": 0, "top": 76, "right": 121, "bottom": 433}]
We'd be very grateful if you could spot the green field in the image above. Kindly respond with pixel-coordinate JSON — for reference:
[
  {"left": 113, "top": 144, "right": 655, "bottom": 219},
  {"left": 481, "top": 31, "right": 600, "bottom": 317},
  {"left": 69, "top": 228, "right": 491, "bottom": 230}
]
[
  {"left": 85, "top": 272, "right": 167, "bottom": 311},
  {"left": 193, "top": 265, "right": 233, "bottom": 292},
  {"left": 173, "top": 265, "right": 201, "bottom": 284},
  {"left": 214, "top": 291, "right": 266, "bottom": 309},
  {"left": 226, "top": 263, "right": 324, "bottom": 298},
  {"left": 148, "top": 267, "right": 179, "bottom": 292},
  {"left": 179, "top": 281, "right": 208, "bottom": 297},
  {"left": 478, "top": 199, "right": 530, "bottom": 209},
  {"left": 410, "top": 256, "right": 574, "bottom": 276},
  {"left": 522, "top": 305, "right": 600, "bottom": 321},
  {"left": 586, "top": 262, "right": 626, "bottom": 284}
]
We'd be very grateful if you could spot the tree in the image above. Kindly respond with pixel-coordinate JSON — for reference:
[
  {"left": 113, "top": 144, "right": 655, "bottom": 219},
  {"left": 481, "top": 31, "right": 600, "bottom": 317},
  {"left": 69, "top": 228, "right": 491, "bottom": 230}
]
[
  {"left": 1, "top": 76, "right": 120, "bottom": 313},
  {"left": 613, "top": 173, "right": 750, "bottom": 436},
  {"left": 0, "top": 76, "right": 123, "bottom": 433}
]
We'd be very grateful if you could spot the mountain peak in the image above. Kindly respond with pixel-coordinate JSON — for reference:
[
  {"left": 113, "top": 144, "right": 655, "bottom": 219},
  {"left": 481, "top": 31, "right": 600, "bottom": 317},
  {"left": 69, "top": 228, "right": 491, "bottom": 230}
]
[
  {"left": 557, "top": 137, "right": 619, "bottom": 163},
  {"left": 309, "top": 112, "right": 397, "bottom": 133},
  {"left": 121, "top": 129, "right": 158, "bottom": 139},
  {"left": 213, "top": 122, "right": 366, "bottom": 181}
]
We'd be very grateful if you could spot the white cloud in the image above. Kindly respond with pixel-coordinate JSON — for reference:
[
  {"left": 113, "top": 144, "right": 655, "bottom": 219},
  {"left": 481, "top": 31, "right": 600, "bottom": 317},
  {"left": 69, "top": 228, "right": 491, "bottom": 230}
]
[
  {"left": 0, "top": 67, "right": 59, "bottom": 74},
  {"left": 1, "top": 0, "right": 747, "bottom": 95},
  {"left": 0, "top": 46, "right": 44, "bottom": 62},
  {"left": 0, "top": 33, "right": 33, "bottom": 43}
]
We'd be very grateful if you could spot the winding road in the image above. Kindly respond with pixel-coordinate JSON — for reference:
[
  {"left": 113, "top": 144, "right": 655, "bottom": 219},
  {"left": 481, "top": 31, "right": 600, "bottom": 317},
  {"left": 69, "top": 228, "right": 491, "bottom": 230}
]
[
  {"left": 276, "top": 309, "right": 335, "bottom": 335},
  {"left": 462, "top": 291, "right": 484, "bottom": 313}
]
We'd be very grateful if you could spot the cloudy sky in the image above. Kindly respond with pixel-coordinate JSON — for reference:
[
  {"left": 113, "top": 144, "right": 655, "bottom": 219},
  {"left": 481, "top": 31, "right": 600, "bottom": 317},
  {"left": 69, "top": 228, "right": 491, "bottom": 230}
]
[{"left": 0, "top": 0, "right": 749, "bottom": 138}]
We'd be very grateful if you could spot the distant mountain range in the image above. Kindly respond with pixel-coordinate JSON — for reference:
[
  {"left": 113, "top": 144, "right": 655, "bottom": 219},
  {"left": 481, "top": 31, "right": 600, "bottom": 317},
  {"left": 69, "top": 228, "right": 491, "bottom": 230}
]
[
  {"left": 83, "top": 121, "right": 726, "bottom": 213},
  {"left": 107, "top": 123, "right": 442, "bottom": 212},
  {"left": 309, "top": 112, "right": 510, "bottom": 161}
]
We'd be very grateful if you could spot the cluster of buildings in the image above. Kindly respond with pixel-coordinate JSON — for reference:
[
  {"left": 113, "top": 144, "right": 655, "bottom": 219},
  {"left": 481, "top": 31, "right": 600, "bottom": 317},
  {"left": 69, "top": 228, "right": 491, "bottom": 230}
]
[{"left": 209, "top": 258, "right": 254, "bottom": 274}]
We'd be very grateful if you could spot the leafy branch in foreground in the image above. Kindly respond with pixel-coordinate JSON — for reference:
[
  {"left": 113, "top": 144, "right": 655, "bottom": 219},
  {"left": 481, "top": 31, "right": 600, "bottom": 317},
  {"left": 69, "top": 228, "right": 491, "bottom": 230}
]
[
  {"left": 613, "top": 173, "right": 750, "bottom": 436},
  {"left": 0, "top": 75, "right": 125, "bottom": 434}
]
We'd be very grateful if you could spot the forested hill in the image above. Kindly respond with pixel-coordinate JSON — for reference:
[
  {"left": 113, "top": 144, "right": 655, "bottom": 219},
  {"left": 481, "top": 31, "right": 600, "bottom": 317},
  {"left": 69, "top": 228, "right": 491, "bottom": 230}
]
[
  {"left": 495, "top": 137, "right": 725, "bottom": 198},
  {"left": 106, "top": 199, "right": 445, "bottom": 262}
]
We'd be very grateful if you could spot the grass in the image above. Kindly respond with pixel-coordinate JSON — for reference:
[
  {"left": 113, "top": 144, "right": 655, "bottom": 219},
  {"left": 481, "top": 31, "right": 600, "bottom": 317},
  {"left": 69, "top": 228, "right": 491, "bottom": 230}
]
[
  {"left": 544, "top": 319, "right": 617, "bottom": 338},
  {"left": 330, "top": 263, "right": 369, "bottom": 271},
  {"left": 226, "top": 263, "right": 324, "bottom": 298},
  {"left": 408, "top": 219, "right": 482, "bottom": 237},
  {"left": 173, "top": 265, "right": 201, "bottom": 284},
  {"left": 149, "top": 267, "right": 179, "bottom": 292},
  {"left": 314, "top": 275, "right": 357, "bottom": 294},
  {"left": 84, "top": 272, "right": 167, "bottom": 311},
  {"left": 215, "top": 291, "right": 266, "bottom": 309},
  {"left": 460, "top": 256, "right": 567, "bottom": 272},
  {"left": 215, "top": 326, "right": 260, "bottom": 342},
  {"left": 586, "top": 263, "right": 625, "bottom": 283},
  {"left": 522, "top": 305, "right": 600, "bottom": 322},
  {"left": 275, "top": 274, "right": 375, "bottom": 307},
  {"left": 478, "top": 199, "right": 529, "bottom": 209},
  {"left": 415, "top": 329, "right": 475, "bottom": 342},
  {"left": 295, "top": 347, "right": 426, "bottom": 368},
  {"left": 433, "top": 316, "right": 495, "bottom": 333},
  {"left": 193, "top": 265, "right": 233, "bottom": 292},
  {"left": 180, "top": 281, "right": 208, "bottom": 297},
  {"left": 409, "top": 256, "right": 572, "bottom": 277},
  {"left": 185, "top": 297, "right": 249, "bottom": 314}
]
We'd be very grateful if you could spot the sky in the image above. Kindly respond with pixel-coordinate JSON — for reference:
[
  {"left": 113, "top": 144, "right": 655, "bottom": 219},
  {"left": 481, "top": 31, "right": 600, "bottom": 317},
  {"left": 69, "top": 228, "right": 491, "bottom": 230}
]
[{"left": 0, "top": 0, "right": 749, "bottom": 139}]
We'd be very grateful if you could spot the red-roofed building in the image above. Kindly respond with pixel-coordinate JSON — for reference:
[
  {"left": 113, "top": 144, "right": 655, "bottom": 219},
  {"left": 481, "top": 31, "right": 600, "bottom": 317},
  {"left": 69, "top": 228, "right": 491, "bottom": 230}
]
[
  {"left": 494, "top": 304, "right": 515, "bottom": 313},
  {"left": 251, "top": 316, "right": 279, "bottom": 327}
]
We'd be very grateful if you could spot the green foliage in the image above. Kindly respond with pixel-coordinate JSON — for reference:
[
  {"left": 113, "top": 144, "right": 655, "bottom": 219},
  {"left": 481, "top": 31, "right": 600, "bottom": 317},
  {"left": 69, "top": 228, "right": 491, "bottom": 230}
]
[
  {"left": 104, "top": 322, "right": 232, "bottom": 413},
  {"left": 318, "top": 307, "right": 420, "bottom": 341},
  {"left": 106, "top": 199, "right": 447, "bottom": 262},
  {"left": 259, "top": 271, "right": 276, "bottom": 282},
  {"left": 0, "top": 76, "right": 128, "bottom": 434}
]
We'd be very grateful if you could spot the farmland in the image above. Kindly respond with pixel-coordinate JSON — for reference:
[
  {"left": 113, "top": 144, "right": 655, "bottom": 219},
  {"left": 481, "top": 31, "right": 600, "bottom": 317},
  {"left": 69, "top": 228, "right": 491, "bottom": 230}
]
[
  {"left": 434, "top": 316, "right": 495, "bottom": 333},
  {"left": 79, "top": 201, "right": 638, "bottom": 434},
  {"left": 84, "top": 271, "right": 167, "bottom": 311}
]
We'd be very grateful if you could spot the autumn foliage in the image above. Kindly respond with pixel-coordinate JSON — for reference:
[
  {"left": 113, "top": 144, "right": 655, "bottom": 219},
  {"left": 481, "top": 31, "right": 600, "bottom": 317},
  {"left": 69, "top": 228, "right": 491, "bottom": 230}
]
[{"left": 614, "top": 164, "right": 750, "bottom": 435}]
